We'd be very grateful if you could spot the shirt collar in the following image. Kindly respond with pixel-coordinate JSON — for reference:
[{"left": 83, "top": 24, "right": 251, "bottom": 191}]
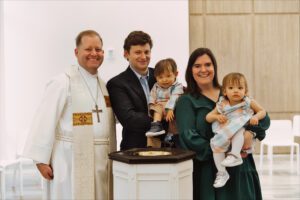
[
  {"left": 130, "top": 65, "right": 149, "bottom": 80},
  {"left": 78, "top": 65, "right": 98, "bottom": 78}
]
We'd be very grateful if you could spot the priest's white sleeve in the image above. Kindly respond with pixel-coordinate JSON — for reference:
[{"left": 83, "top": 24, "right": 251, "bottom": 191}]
[{"left": 23, "top": 74, "right": 69, "bottom": 164}]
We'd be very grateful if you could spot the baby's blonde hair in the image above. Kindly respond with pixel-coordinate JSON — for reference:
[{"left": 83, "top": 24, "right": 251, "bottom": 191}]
[{"left": 222, "top": 72, "right": 249, "bottom": 95}]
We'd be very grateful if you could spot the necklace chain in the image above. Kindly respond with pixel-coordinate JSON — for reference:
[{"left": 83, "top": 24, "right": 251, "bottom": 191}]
[{"left": 78, "top": 68, "right": 99, "bottom": 106}]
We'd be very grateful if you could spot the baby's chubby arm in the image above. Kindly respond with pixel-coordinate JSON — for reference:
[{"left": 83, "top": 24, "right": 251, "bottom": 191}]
[
  {"left": 206, "top": 107, "right": 227, "bottom": 124},
  {"left": 249, "top": 99, "right": 266, "bottom": 125}
]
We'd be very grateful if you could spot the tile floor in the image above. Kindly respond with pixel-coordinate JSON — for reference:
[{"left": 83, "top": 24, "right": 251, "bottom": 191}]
[
  {"left": 256, "top": 155, "right": 300, "bottom": 200},
  {"left": 2, "top": 154, "right": 300, "bottom": 200}
]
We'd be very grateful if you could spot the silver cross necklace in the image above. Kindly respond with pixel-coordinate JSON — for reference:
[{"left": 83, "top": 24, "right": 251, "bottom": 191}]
[{"left": 78, "top": 68, "right": 102, "bottom": 123}]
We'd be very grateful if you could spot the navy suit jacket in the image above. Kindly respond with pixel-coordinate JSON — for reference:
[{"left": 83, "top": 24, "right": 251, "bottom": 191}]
[{"left": 107, "top": 67, "right": 156, "bottom": 150}]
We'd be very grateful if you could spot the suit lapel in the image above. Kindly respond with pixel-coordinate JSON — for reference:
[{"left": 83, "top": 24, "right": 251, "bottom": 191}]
[
  {"left": 148, "top": 68, "right": 156, "bottom": 89},
  {"left": 125, "top": 67, "right": 148, "bottom": 105}
]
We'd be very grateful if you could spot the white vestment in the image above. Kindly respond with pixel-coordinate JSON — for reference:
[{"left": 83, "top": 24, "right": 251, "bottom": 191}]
[{"left": 23, "top": 65, "right": 116, "bottom": 200}]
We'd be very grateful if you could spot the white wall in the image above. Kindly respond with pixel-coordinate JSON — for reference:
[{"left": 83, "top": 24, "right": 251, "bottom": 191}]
[
  {"left": 2, "top": 0, "right": 189, "bottom": 158},
  {"left": 0, "top": 0, "right": 6, "bottom": 160}
]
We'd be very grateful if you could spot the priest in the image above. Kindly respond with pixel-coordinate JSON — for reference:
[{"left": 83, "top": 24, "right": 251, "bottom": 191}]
[{"left": 23, "top": 30, "right": 116, "bottom": 200}]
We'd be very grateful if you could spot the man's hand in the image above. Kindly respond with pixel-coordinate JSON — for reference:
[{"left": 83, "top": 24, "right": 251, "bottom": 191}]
[
  {"left": 36, "top": 163, "right": 54, "bottom": 180},
  {"left": 165, "top": 110, "right": 174, "bottom": 122}
]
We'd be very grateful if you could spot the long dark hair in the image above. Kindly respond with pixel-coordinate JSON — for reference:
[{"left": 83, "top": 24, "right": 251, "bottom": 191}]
[{"left": 185, "top": 48, "right": 221, "bottom": 97}]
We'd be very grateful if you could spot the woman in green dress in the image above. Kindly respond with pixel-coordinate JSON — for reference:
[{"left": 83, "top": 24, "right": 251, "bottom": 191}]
[{"left": 175, "top": 48, "right": 270, "bottom": 200}]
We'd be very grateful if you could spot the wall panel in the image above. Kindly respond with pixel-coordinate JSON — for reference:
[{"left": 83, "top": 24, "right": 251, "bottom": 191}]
[
  {"left": 189, "top": 16, "right": 204, "bottom": 52},
  {"left": 205, "top": 16, "right": 253, "bottom": 93},
  {"left": 254, "top": 15, "right": 300, "bottom": 112},
  {"left": 207, "top": 0, "right": 252, "bottom": 14},
  {"left": 189, "top": 0, "right": 300, "bottom": 121},
  {"left": 189, "top": 0, "right": 203, "bottom": 14},
  {"left": 254, "top": 0, "right": 299, "bottom": 13}
]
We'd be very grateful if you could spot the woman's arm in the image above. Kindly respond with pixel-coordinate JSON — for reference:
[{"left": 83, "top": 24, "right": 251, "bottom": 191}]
[
  {"left": 176, "top": 96, "right": 213, "bottom": 161},
  {"left": 245, "top": 113, "right": 270, "bottom": 141}
]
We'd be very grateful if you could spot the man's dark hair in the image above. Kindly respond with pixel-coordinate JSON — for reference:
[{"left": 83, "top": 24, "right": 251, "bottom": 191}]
[{"left": 123, "top": 31, "right": 153, "bottom": 52}]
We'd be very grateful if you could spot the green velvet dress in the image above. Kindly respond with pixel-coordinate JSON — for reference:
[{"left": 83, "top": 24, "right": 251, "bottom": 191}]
[{"left": 175, "top": 94, "right": 270, "bottom": 200}]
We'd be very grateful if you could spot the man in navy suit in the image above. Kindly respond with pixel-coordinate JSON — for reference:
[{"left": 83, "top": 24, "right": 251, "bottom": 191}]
[{"left": 107, "top": 31, "right": 156, "bottom": 150}]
